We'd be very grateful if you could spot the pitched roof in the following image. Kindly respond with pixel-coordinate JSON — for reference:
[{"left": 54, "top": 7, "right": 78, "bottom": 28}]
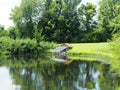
[{"left": 52, "top": 46, "right": 68, "bottom": 53}]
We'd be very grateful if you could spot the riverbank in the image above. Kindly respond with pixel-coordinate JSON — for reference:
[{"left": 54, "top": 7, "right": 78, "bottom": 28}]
[
  {"left": 68, "top": 43, "right": 114, "bottom": 61},
  {"left": 67, "top": 43, "right": 120, "bottom": 75}
]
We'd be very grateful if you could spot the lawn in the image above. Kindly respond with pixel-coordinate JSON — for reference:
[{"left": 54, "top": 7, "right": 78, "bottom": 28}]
[{"left": 68, "top": 42, "right": 114, "bottom": 61}]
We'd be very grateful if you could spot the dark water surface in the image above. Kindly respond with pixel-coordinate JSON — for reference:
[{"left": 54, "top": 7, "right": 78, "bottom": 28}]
[{"left": 0, "top": 56, "right": 120, "bottom": 90}]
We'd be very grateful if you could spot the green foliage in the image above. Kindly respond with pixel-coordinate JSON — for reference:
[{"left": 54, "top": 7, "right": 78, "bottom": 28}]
[
  {"left": 9, "top": 0, "right": 120, "bottom": 43},
  {"left": 0, "top": 25, "right": 4, "bottom": 30},
  {"left": 110, "top": 33, "right": 120, "bottom": 59},
  {"left": 10, "top": 39, "right": 38, "bottom": 55},
  {"left": 78, "top": 3, "right": 96, "bottom": 31},
  {"left": 0, "top": 37, "right": 56, "bottom": 55},
  {"left": 97, "top": 0, "right": 120, "bottom": 41},
  {"left": 34, "top": 25, "right": 44, "bottom": 43},
  {"left": 0, "top": 30, "right": 9, "bottom": 38},
  {"left": 39, "top": 0, "right": 82, "bottom": 43},
  {"left": 77, "top": 3, "right": 97, "bottom": 42},
  {"left": 0, "top": 37, "right": 15, "bottom": 55},
  {"left": 0, "top": 25, "right": 9, "bottom": 37},
  {"left": 91, "top": 24, "right": 108, "bottom": 42},
  {"left": 11, "top": 39, "right": 56, "bottom": 55},
  {"left": 10, "top": 0, "right": 43, "bottom": 39},
  {"left": 7, "top": 26, "right": 19, "bottom": 39},
  {"left": 109, "top": 15, "right": 120, "bottom": 34},
  {"left": 109, "top": 32, "right": 120, "bottom": 75}
]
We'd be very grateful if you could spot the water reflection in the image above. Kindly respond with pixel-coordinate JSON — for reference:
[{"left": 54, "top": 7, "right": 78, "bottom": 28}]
[
  {"left": 73, "top": 62, "right": 100, "bottom": 90},
  {"left": 0, "top": 57, "right": 120, "bottom": 90}
]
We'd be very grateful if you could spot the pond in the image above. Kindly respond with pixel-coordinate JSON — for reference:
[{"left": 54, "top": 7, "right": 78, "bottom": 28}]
[{"left": 0, "top": 56, "right": 120, "bottom": 90}]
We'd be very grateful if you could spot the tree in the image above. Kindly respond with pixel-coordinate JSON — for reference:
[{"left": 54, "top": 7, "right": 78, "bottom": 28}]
[
  {"left": 10, "top": 0, "right": 44, "bottom": 39},
  {"left": 34, "top": 25, "right": 44, "bottom": 43},
  {"left": 78, "top": 3, "right": 96, "bottom": 31},
  {"left": 39, "top": 0, "right": 82, "bottom": 43},
  {"left": 0, "top": 25, "right": 9, "bottom": 37},
  {"left": 7, "top": 26, "right": 18, "bottom": 40},
  {"left": 0, "top": 25, "right": 4, "bottom": 30},
  {"left": 109, "top": 4, "right": 120, "bottom": 34},
  {"left": 97, "top": 0, "right": 120, "bottom": 41},
  {"left": 78, "top": 3, "right": 97, "bottom": 42},
  {"left": 38, "top": 0, "right": 55, "bottom": 42}
]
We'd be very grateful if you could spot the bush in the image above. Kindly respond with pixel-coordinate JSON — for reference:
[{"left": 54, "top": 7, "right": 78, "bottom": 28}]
[
  {"left": 110, "top": 32, "right": 120, "bottom": 75},
  {"left": 0, "top": 37, "right": 14, "bottom": 54},
  {"left": 110, "top": 33, "right": 120, "bottom": 59},
  {"left": 11, "top": 39, "right": 56, "bottom": 55},
  {"left": 10, "top": 39, "right": 37, "bottom": 55},
  {"left": 0, "top": 37, "right": 56, "bottom": 55}
]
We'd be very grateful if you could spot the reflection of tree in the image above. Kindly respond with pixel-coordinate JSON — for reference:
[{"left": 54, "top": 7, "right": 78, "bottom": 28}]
[
  {"left": 98, "top": 64, "right": 120, "bottom": 90},
  {"left": 40, "top": 61, "right": 80, "bottom": 90},
  {"left": 8, "top": 59, "right": 120, "bottom": 90},
  {"left": 9, "top": 61, "right": 80, "bottom": 90},
  {"left": 10, "top": 67, "right": 46, "bottom": 90},
  {"left": 74, "top": 61, "right": 100, "bottom": 89}
]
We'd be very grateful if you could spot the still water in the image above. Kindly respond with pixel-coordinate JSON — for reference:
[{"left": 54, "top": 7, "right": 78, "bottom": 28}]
[{"left": 0, "top": 56, "right": 120, "bottom": 90}]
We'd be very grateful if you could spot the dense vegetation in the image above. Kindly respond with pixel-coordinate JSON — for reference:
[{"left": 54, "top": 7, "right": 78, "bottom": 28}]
[
  {"left": 1, "top": 2, "right": 120, "bottom": 90},
  {"left": 0, "top": 37, "right": 56, "bottom": 55},
  {"left": 6, "top": 0, "right": 119, "bottom": 43},
  {"left": 0, "top": 0, "right": 120, "bottom": 74},
  {"left": 8, "top": 0, "right": 103, "bottom": 43}
]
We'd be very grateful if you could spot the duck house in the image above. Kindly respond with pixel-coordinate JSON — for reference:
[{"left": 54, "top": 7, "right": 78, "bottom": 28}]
[{"left": 51, "top": 43, "right": 72, "bottom": 57}]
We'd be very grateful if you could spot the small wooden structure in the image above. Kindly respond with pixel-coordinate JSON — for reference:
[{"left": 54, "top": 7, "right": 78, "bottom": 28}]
[
  {"left": 51, "top": 43, "right": 73, "bottom": 64},
  {"left": 51, "top": 43, "right": 72, "bottom": 57},
  {"left": 51, "top": 43, "right": 72, "bottom": 63}
]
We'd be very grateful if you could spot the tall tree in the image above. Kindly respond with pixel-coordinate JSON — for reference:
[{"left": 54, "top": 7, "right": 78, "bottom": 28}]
[
  {"left": 7, "top": 26, "right": 18, "bottom": 40},
  {"left": 0, "top": 25, "right": 4, "bottom": 30},
  {"left": 39, "top": 0, "right": 82, "bottom": 43},
  {"left": 97, "top": 0, "right": 120, "bottom": 41},
  {"left": 10, "top": 0, "right": 44, "bottom": 39},
  {"left": 109, "top": 4, "right": 120, "bottom": 34},
  {"left": 78, "top": 3, "right": 97, "bottom": 42},
  {"left": 0, "top": 25, "right": 9, "bottom": 37}
]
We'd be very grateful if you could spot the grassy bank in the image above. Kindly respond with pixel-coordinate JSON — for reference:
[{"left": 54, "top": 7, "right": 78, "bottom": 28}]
[
  {"left": 68, "top": 43, "right": 114, "bottom": 61},
  {"left": 66, "top": 43, "right": 120, "bottom": 75}
]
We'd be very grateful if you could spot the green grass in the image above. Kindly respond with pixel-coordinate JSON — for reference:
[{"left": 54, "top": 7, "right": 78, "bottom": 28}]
[
  {"left": 67, "top": 42, "right": 120, "bottom": 76},
  {"left": 68, "top": 42, "right": 114, "bottom": 61}
]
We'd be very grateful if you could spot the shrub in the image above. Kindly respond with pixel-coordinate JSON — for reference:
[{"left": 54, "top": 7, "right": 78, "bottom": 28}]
[
  {"left": 110, "top": 32, "right": 120, "bottom": 75},
  {"left": 11, "top": 39, "right": 36, "bottom": 55},
  {"left": 0, "top": 37, "right": 14, "bottom": 54},
  {"left": 0, "top": 37, "right": 56, "bottom": 55},
  {"left": 110, "top": 33, "right": 120, "bottom": 59},
  {"left": 10, "top": 39, "right": 56, "bottom": 55}
]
